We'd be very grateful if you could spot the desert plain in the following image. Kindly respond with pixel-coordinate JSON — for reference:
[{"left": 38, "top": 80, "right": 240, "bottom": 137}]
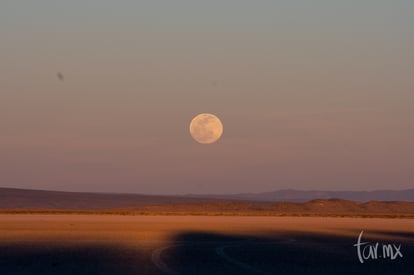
[{"left": 1, "top": 214, "right": 413, "bottom": 275}]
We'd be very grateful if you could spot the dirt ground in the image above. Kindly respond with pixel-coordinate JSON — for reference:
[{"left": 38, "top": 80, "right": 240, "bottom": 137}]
[{"left": 0, "top": 215, "right": 413, "bottom": 274}]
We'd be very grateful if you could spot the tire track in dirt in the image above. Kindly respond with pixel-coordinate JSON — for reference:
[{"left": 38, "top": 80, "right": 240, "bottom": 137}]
[{"left": 151, "top": 244, "right": 183, "bottom": 275}]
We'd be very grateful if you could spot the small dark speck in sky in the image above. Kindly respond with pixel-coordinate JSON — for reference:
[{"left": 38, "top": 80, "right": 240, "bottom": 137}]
[{"left": 57, "top": 72, "right": 64, "bottom": 82}]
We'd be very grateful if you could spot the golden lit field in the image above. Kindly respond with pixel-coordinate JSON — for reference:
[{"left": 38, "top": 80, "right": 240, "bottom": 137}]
[{"left": 1, "top": 215, "right": 413, "bottom": 274}]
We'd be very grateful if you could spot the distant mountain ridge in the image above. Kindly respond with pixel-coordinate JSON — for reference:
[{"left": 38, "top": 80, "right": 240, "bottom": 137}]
[
  {"left": 0, "top": 187, "right": 413, "bottom": 210},
  {"left": 0, "top": 187, "right": 214, "bottom": 210},
  {"left": 187, "top": 189, "right": 414, "bottom": 202}
]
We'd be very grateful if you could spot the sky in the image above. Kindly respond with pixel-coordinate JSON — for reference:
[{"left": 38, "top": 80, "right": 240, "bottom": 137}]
[{"left": 1, "top": 1, "right": 413, "bottom": 194}]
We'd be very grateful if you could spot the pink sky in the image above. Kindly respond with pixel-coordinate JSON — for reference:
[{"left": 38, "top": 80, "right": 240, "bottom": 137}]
[{"left": 1, "top": 1, "right": 413, "bottom": 193}]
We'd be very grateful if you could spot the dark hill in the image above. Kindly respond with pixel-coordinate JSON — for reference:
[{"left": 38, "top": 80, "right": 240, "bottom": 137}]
[
  {"left": 0, "top": 187, "right": 213, "bottom": 210},
  {"left": 187, "top": 189, "right": 414, "bottom": 202}
]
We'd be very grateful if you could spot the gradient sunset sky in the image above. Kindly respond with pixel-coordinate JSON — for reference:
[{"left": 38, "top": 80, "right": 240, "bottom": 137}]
[{"left": 1, "top": 1, "right": 413, "bottom": 194}]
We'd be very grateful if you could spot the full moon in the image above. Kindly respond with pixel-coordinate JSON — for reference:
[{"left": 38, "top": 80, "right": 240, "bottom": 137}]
[{"left": 189, "top": 113, "right": 223, "bottom": 144}]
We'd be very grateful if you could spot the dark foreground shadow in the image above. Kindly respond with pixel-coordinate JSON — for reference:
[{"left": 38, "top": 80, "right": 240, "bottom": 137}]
[
  {"left": 160, "top": 231, "right": 414, "bottom": 275},
  {"left": 1, "top": 230, "right": 413, "bottom": 275},
  {"left": 0, "top": 243, "right": 158, "bottom": 275}
]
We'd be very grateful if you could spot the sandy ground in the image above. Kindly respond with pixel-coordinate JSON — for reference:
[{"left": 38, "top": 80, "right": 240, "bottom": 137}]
[{"left": 0, "top": 215, "right": 413, "bottom": 274}]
